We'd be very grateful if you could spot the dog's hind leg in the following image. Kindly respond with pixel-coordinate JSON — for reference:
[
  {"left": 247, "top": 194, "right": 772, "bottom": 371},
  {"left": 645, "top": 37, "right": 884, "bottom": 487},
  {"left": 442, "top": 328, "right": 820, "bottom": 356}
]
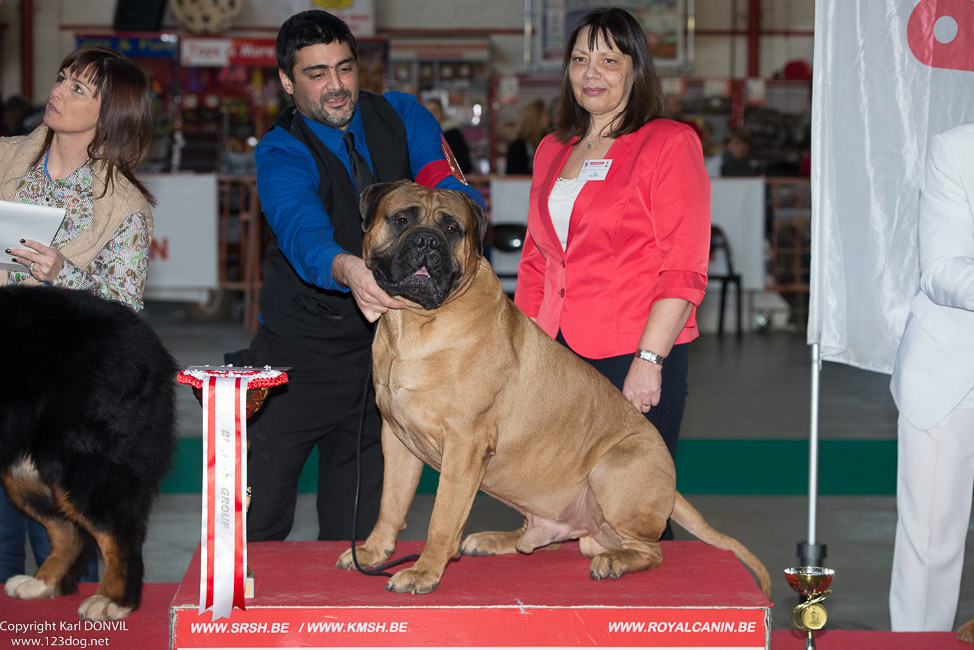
[
  {"left": 70, "top": 489, "right": 150, "bottom": 621},
  {"left": 586, "top": 535, "right": 663, "bottom": 580},
  {"left": 461, "top": 520, "right": 528, "bottom": 556},
  {"left": 4, "top": 517, "right": 88, "bottom": 600},
  {"left": 2, "top": 474, "right": 86, "bottom": 600},
  {"left": 958, "top": 619, "right": 974, "bottom": 642},
  {"left": 76, "top": 529, "right": 136, "bottom": 621},
  {"left": 585, "top": 435, "right": 672, "bottom": 580}
]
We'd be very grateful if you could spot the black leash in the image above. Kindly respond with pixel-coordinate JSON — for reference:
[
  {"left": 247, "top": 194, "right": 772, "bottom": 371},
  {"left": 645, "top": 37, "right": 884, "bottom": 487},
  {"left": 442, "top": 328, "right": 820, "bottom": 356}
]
[{"left": 349, "top": 363, "right": 420, "bottom": 577}]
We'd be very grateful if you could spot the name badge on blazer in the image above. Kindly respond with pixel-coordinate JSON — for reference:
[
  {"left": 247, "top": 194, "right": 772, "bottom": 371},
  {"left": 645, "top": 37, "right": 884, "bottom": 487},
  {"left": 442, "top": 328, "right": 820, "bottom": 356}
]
[{"left": 579, "top": 159, "right": 612, "bottom": 181}]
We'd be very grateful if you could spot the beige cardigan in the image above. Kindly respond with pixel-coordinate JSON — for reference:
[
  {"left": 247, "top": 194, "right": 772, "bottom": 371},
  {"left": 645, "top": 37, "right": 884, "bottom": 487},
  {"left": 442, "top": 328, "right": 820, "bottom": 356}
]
[{"left": 0, "top": 125, "right": 154, "bottom": 286}]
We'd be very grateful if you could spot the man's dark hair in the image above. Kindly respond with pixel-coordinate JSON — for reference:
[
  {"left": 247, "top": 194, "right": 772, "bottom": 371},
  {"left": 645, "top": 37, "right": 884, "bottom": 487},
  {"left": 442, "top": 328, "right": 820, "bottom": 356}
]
[
  {"left": 276, "top": 10, "right": 358, "bottom": 80},
  {"left": 552, "top": 7, "right": 664, "bottom": 144}
]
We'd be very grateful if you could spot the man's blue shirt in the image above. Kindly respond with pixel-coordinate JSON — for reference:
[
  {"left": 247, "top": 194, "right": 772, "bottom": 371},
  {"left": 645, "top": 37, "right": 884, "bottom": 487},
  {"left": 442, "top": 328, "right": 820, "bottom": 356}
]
[{"left": 255, "top": 91, "right": 485, "bottom": 291}]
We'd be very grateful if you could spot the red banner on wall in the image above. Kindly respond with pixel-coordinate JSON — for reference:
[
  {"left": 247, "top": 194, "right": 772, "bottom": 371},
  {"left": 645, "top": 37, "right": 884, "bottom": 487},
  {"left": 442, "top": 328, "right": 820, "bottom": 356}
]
[{"left": 181, "top": 37, "right": 277, "bottom": 67}]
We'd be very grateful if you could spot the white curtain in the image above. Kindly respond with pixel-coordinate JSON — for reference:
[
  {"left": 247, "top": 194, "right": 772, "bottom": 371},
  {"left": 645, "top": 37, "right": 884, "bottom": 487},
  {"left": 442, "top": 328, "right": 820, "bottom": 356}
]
[{"left": 808, "top": 0, "right": 974, "bottom": 374}]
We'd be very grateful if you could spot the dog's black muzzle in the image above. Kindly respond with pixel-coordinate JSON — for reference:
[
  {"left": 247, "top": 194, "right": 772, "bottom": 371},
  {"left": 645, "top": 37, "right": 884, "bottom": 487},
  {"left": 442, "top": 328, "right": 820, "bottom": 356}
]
[{"left": 372, "top": 227, "right": 461, "bottom": 309}]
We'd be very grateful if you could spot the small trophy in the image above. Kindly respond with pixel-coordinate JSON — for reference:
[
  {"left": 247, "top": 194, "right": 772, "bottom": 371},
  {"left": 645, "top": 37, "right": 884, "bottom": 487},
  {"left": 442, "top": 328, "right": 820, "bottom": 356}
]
[
  {"left": 177, "top": 366, "right": 288, "bottom": 614},
  {"left": 784, "top": 567, "right": 834, "bottom": 650}
]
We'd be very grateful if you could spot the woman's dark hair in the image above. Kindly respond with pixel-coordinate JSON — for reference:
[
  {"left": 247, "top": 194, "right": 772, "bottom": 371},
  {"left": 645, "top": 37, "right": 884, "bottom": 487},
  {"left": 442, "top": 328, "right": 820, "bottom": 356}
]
[
  {"left": 552, "top": 8, "right": 665, "bottom": 144},
  {"left": 276, "top": 10, "right": 358, "bottom": 80},
  {"left": 32, "top": 46, "right": 155, "bottom": 205}
]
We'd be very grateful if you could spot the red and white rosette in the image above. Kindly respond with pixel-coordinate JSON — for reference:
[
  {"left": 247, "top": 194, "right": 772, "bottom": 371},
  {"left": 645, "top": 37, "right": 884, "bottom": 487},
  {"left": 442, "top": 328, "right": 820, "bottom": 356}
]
[{"left": 177, "top": 366, "right": 288, "bottom": 620}]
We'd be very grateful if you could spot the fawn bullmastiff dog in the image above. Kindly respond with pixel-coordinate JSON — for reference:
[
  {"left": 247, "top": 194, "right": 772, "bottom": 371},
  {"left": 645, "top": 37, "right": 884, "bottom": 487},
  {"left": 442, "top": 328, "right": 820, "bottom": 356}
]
[{"left": 336, "top": 180, "right": 771, "bottom": 599}]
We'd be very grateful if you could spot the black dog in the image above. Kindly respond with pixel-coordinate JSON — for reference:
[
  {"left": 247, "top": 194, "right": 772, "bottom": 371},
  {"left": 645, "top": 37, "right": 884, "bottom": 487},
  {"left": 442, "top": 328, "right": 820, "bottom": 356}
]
[{"left": 0, "top": 285, "right": 176, "bottom": 621}]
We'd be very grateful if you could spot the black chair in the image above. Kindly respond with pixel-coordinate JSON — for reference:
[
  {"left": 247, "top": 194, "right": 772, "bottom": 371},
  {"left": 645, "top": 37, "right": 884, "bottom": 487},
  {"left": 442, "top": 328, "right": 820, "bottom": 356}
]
[
  {"left": 710, "top": 225, "right": 743, "bottom": 336},
  {"left": 492, "top": 223, "right": 527, "bottom": 253},
  {"left": 490, "top": 223, "right": 527, "bottom": 296}
]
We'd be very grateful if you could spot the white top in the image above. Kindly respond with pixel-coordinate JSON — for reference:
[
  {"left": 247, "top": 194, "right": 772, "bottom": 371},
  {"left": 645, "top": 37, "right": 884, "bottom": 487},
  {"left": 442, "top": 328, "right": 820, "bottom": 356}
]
[{"left": 548, "top": 176, "right": 587, "bottom": 250}]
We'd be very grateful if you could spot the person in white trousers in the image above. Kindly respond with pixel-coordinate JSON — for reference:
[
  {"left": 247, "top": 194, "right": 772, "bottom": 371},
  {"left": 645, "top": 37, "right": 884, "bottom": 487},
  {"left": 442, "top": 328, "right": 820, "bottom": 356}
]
[{"left": 890, "top": 120, "right": 974, "bottom": 632}]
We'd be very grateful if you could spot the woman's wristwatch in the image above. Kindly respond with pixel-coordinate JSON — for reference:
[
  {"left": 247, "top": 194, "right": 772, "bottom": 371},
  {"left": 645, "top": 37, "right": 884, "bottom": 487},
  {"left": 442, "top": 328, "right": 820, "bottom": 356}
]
[{"left": 635, "top": 348, "right": 664, "bottom": 366}]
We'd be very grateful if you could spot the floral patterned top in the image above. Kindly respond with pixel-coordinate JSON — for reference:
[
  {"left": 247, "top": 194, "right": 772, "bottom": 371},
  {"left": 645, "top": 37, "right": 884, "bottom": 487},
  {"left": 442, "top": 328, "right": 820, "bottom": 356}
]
[{"left": 7, "top": 158, "right": 149, "bottom": 311}]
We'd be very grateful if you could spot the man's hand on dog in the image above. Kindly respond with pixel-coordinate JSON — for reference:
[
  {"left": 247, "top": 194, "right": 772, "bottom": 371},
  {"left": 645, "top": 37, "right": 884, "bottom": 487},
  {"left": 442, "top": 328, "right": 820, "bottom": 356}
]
[
  {"left": 623, "top": 358, "right": 662, "bottom": 414},
  {"left": 333, "top": 252, "right": 405, "bottom": 322}
]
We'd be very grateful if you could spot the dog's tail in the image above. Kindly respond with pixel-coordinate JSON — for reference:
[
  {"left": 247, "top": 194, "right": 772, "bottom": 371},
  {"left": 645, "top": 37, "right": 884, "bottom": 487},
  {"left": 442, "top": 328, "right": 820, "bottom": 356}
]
[{"left": 671, "top": 492, "right": 772, "bottom": 599}]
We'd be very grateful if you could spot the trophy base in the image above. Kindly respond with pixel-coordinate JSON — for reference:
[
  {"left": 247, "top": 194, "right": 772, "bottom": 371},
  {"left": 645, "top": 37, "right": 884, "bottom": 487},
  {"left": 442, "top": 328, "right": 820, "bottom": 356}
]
[{"left": 797, "top": 541, "right": 827, "bottom": 567}]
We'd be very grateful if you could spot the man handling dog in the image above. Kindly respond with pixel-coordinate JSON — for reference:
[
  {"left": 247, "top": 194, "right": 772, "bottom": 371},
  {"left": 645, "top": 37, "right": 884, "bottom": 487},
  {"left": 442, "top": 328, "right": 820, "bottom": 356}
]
[
  {"left": 227, "top": 10, "right": 484, "bottom": 543},
  {"left": 336, "top": 180, "right": 771, "bottom": 599}
]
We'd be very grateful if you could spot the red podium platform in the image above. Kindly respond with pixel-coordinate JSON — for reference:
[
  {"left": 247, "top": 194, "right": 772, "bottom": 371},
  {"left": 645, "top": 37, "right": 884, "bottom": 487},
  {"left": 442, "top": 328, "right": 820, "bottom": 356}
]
[{"left": 170, "top": 540, "right": 772, "bottom": 649}]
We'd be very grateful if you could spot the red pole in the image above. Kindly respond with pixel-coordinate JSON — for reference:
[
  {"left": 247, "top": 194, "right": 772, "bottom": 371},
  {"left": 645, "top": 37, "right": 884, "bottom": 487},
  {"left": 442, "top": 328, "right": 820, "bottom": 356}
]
[
  {"left": 730, "top": 79, "right": 745, "bottom": 128},
  {"left": 21, "top": 0, "right": 34, "bottom": 100},
  {"left": 748, "top": 0, "right": 760, "bottom": 78}
]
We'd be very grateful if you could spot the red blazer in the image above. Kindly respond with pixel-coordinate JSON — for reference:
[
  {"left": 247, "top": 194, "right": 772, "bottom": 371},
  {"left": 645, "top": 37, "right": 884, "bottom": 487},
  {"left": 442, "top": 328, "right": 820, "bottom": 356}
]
[{"left": 514, "top": 119, "right": 711, "bottom": 358}]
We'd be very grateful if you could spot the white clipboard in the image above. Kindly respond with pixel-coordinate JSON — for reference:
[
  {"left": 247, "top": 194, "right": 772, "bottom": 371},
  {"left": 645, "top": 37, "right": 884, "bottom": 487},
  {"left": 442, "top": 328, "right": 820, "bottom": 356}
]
[{"left": 0, "top": 200, "right": 65, "bottom": 272}]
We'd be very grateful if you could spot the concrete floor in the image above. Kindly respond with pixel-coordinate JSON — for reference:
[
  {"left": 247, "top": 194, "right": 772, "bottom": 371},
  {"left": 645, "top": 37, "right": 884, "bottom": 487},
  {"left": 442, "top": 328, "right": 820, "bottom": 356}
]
[{"left": 124, "top": 300, "right": 974, "bottom": 633}]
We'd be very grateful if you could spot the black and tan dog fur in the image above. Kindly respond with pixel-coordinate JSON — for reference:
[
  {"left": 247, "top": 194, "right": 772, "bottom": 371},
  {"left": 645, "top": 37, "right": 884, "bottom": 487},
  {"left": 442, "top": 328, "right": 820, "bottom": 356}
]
[{"left": 0, "top": 285, "right": 176, "bottom": 620}]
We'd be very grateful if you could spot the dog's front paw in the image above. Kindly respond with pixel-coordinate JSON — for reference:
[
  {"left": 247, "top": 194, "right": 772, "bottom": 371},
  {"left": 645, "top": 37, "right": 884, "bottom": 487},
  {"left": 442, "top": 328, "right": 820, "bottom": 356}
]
[
  {"left": 5, "top": 575, "right": 57, "bottom": 600},
  {"left": 336, "top": 545, "right": 392, "bottom": 571},
  {"left": 78, "top": 595, "right": 133, "bottom": 621},
  {"left": 384, "top": 567, "right": 440, "bottom": 594},
  {"left": 958, "top": 619, "right": 974, "bottom": 643}
]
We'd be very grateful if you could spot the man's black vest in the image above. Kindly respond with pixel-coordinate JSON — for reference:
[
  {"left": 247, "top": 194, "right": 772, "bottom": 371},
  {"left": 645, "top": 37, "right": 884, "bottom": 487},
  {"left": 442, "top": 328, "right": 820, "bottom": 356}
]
[{"left": 258, "top": 92, "right": 412, "bottom": 350}]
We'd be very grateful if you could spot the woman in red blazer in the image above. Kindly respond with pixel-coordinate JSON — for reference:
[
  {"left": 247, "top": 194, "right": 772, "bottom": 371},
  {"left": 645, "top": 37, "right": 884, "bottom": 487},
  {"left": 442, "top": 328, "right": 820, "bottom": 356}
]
[{"left": 514, "top": 9, "right": 710, "bottom": 535}]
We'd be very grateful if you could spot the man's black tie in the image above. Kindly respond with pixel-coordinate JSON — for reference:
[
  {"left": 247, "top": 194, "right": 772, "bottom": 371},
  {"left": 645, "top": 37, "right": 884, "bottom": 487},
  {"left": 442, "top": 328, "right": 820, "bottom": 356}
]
[{"left": 343, "top": 131, "right": 374, "bottom": 193}]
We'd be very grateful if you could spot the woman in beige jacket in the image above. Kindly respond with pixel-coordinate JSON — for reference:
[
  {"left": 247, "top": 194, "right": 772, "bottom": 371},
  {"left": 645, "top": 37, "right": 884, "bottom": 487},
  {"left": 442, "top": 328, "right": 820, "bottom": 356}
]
[
  {"left": 1, "top": 46, "right": 155, "bottom": 309},
  {"left": 0, "top": 46, "right": 156, "bottom": 584}
]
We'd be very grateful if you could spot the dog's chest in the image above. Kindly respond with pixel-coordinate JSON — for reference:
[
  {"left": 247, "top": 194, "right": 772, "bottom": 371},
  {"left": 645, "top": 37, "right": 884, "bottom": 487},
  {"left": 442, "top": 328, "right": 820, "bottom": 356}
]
[{"left": 371, "top": 353, "right": 455, "bottom": 465}]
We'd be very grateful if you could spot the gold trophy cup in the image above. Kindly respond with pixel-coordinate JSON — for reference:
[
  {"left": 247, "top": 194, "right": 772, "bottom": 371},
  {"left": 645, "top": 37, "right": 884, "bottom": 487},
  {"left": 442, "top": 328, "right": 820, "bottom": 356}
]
[{"left": 784, "top": 567, "right": 834, "bottom": 650}]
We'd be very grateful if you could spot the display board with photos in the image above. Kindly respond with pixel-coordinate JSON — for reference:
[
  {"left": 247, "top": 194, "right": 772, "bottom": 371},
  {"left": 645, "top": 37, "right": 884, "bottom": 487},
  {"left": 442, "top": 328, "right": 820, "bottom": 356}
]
[{"left": 533, "top": 0, "right": 688, "bottom": 71}]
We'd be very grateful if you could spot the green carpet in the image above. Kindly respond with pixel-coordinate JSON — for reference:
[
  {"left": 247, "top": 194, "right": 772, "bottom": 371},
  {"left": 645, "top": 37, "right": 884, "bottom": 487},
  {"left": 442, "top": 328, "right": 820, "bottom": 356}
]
[{"left": 160, "top": 438, "right": 896, "bottom": 496}]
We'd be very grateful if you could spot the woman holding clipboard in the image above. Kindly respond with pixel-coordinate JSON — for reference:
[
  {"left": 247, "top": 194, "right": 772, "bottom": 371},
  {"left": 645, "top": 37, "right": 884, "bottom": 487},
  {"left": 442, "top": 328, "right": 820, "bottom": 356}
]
[
  {"left": 0, "top": 46, "right": 155, "bottom": 308},
  {"left": 0, "top": 46, "right": 156, "bottom": 582}
]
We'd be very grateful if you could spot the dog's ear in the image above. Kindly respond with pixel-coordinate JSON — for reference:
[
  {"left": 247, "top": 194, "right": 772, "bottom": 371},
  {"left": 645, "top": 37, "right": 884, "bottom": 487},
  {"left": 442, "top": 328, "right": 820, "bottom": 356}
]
[
  {"left": 359, "top": 180, "right": 411, "bottom": 231},
  {"left": 458, "top": 191, "right": 488, "bottom": 258}
]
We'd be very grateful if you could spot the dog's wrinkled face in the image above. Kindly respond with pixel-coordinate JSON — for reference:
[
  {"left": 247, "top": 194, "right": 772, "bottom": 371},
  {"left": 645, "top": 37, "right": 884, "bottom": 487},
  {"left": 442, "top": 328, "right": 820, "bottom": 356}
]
[{"left": 360, "top": 181, "right": 487, "bottom": 309}]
